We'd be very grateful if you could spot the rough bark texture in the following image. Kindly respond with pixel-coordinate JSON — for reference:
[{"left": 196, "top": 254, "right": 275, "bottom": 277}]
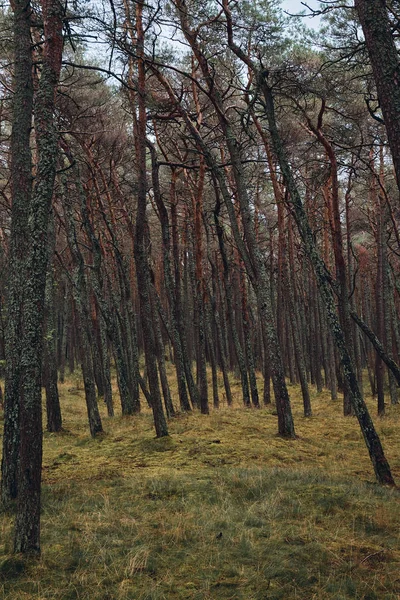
[
  {"left": 1, "top": 0, "right": 34, "bottom": 509},
  {"left": 11, "top": 0, "right": 65, "bottom": 554},
  {"left": 355, "top": 0, "right": 400, "bottom": 193},
  {"left": 43, "top": 213, "right": 62, "bottom": 432}
]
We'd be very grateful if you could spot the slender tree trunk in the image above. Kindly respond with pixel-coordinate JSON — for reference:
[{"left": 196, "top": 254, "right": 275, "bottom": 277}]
[
  {"left": 150, "top": 284, "right": 175, "bottom": 418},
  {"left": 98, "top": 311, "right": 113, "bottom": 417},
  {"left": 213, "top": 191, "right": 251, "bottom": 406},
  {"left": 287, "top": 219, "right": 311, "bottom": 416},
  {"left": 387, "top": 267, "right": 399, "bottom": 404},
  {"left": 375, "top": 192, "right": 386, "bottom": 415},
  {"left": 134, "top": 0, "right": 168, "bottom": 437},
  {"left": 205, "top": 305, "right": 220, "bottom": 409},
  {"left": 170, "top": 177, "right": 200, "bottom": 409},
  {"left": 57, "top": 280, "right": 68, "bottom": 384},
  {"left": 309, "top": 109, "right": 353, "bottom": 414},
  {"left": 147, "top": 143, "right": 191, "bottom": 412},
  {"left": 43, "top": 213, "right": 62, "bottom": 432},
  {"left": 210, "top": 258, "right": 233, "bottom": 406},
  {"left": 191, "top": 160, "right": 209, "bottom": 414},
  {"left": 63, "top": 184, "right": 103, "bottom": 438},
  {"left": 240, "top": 266, "right": 260, "bottom": 408}
]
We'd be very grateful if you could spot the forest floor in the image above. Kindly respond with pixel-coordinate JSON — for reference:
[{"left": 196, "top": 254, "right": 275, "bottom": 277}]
[{"left": 0, "top": 369, "right": 400, "bottom": 599}]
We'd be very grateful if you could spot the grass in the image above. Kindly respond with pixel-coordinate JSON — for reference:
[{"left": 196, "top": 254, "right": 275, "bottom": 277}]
[{"left": 0, "top": 369, "right": 400, "bottom": 599}]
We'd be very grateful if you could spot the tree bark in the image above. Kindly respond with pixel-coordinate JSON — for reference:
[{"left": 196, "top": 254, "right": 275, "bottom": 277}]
[
  {"left": 1, "top": 0, "right": 34, "bottom": 509},
  {"left": 13, "top": 0, "right": 65, "bottom": 553},
  {"left": 134, "top": 0, "right": 168, "bottom": 437},
  {"left": 43, "top": 212, "right": 62, "bottom": 432},
  {"left": 354, "top": 0, "right": 400, "bottom": 193}
]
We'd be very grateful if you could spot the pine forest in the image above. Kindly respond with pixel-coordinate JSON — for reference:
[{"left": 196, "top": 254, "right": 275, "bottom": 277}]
[{"left": 0, "top": 0, "right": 400, "bottom": 598}]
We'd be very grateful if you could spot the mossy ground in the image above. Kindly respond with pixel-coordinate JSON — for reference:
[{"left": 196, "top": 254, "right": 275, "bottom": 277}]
[{"left": 1, "top": 369, "right": 400, "bottom": 599}]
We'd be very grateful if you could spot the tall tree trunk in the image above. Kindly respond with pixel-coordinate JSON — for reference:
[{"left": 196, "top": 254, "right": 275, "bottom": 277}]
[
  {"left": 63, "top": 184, "right": 103, "bottom": 438},
  {"left": 170, "top": 176, "right": 200, "bottom": 409},
  {"left": 147, "top": 144, "right": 191, "bottom": 412},
  {"left": 355, "top": 0, "right": 400, "bottom": 193},
  {"left": 12, "top": 0, "right": 64, "bottom": 553},
  {"left": 57, "top": 280, "right": 69, "bottom": 384},
  {"left": 134, "top": 0, "right": 168, "bottom": 437},
  {"left": 43, "top": 212, "right": 62, "bottom": 432},
  {"left": 210, "top": 257, "right": 233, "bottom": 406},
  {"left": 309, "top": 106, "right": 353, "bottom": 414},
  {"left": 213, "top": 189, "right": 251, "bottom": 407},
  {"left": 287, "top": 219, "right": 312, "bottom": 416},
  {"left": 1, "top": 0, "right": 34, "bottom": 509},
  {"left": 190, "top": 160, "right": 209, "bottom": 414},
  {"left": 98, "top": 311, "right": 113, "bottom": 417},
  {"left": 375, "top": 190, "right": 386, "bottom": 416}
]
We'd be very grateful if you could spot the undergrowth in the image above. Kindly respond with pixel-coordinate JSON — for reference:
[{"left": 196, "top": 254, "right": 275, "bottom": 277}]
[{"left": 0, "top": 369, "right": 400, "bottom": 599}]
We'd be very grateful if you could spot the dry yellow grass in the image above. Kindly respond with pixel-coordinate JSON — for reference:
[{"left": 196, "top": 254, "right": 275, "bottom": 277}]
[
  {"left": 0, "top": 368, "right": 400, "bottom": 599},
  {"left": 42, "top": 375, "right": 400, "bottom": 485}
]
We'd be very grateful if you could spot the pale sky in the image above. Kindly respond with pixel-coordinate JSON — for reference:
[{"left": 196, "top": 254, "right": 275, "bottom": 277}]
[
  {"left": 281, "top": 0, "right": 320, "bottom": 13},
  {"left": 281, "top": 0, "right": 322, "bottom": 28}
]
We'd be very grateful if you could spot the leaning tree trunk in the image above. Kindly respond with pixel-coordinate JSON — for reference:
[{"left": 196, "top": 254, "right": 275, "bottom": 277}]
[
  {"left": 308, "top": 109, "right": 353, "bottom": 414},
  {"left": 213, "top": 190, "right": 251, "bottom": 407},
  {"left": 261, "top": 75, "right": 394, "bottom": 486},
  {"left": 355, "top": 0, "right": 400, "bottom": 194},
  {"left": 221, "top": 3, "right": 394, "bottom": 483},
  {"left": 172, "top": 1, "right": 295, "bottom": 437}
]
